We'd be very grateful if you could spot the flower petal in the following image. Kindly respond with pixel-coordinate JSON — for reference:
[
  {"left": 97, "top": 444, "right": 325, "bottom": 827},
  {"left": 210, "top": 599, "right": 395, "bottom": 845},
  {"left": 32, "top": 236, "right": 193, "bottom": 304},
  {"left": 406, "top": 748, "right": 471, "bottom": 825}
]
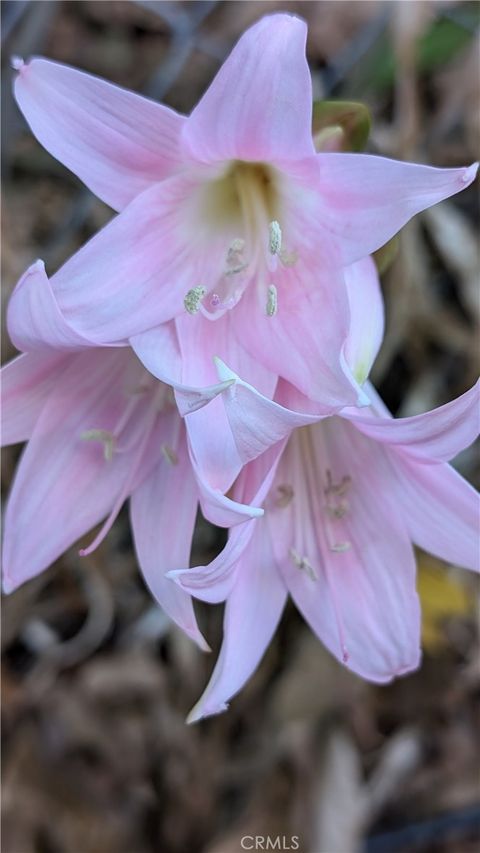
[
  {"left": 130, "top": 419, "right": 209, "bottom": 651},
  {"left": 14, "top": 57, "right": 184, "bottom": 211},
  {"left": 187, "top": 525, "right": 287, "bottom": 723},
  {"left": 343, "top": 256, "right": 384, "bottom": 384},
  {"left": 2, "top": 350, "right": 158, "bottom": 592},
  {"left": 233, "top": 260, "right": 361, "bottom": 408},
  {"left": 169, "top": 442, "right": 284, "bottom": 601},
  {"left": 348, "top": 380, "right": 480, "bottom": 463},
  {"left": 175, "top": 312, "right": 276, "bottom": 493},
  {"left": 48, "top": 176, "right": 199, "bottom": 342},
  {"left": 214, "top": 359, "right": 321, "bottom": 464},
  {"left": 392, "top": 454, "right": 480, "bottom": 573},
  {"left": 7, "top": 260, "right": 96, "bottom": 351},
  {"left": 189, "top": 442, "right": 264, "bottom": 528},
  {"left": 1, "top": 351, "right": 72, "bottom": 446},
  {"left": 182, "top": 14, "right": 314, "bottom": 163},
  {"left": 131, "top": 320, "right": 239, "bottom": 416},
  {"left": 316, "top": 154, "right": 478, "bottom": 265},
  {"left": 273, "top": 419, "right": 421, "bottom": 682}
]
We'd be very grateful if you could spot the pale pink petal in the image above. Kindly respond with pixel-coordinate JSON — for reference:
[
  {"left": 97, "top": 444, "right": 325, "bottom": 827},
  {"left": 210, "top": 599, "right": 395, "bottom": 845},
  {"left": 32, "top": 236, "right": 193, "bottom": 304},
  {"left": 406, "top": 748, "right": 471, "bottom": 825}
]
[
  {"left": 185, "top": 398, "right": 243, "bottom": 496},
  {"left": 348, "top": 380, "right": 480, "bottom": 463},
  {"left": 7, "top": 260, "right": 96, "bottom": 351},
  {"left": 169, "top": 442, "right": 284, "bottom": 599},
  {"left": 392, "top": 453, "right": 480, "bottom": 573},
  {"left": 2, "top": 350, "right": 158, "bottom": 592},
  {"left": 130, "top": 322, "right": 237, "bottom": 416},
  {"left": 169, "top": 516, "right": 258, "bottom": 605},
  {"left": 316, "top": 154, "right": 478, "bottom": 265},
  {"left": 274, "top": 420, "right": 421, "bottom": 682},
  {"left": 130, "top": 322, "right": 183, "bottom": 385},
  {"left": 187, "top": 526, "right": 287, "bottom": 722},
  {"left": 233, "top": 260, "right": 361, "bottom": 408},
  {"left": 186, "top": 432, "right": 284, "bottom": 530},
  {"left": 343, "top": 256, "right": 384, "bottom": 384},
  {"left": 14, "top": 57, "right": 184, "bottom": 211},
  {"left": 175, "top": 313, "right": 276, "bottom": 493},
  {"left": 214, "top": 359, "right": 321, "bottom": 463},
  {"left": 130, "top": 420, "right": 208, "bottom": 651},
  {"left": 182, "top": 14, "right": 314, "bottom": 164},
  {"left": 49, "top": 175, "right": 201, "bottom": 343},
  {"left": 1, "top": 352, "right": 71, "bottom": 445},
  {"left": 190, "top": 451, "right": 264, "bottom": 528}
]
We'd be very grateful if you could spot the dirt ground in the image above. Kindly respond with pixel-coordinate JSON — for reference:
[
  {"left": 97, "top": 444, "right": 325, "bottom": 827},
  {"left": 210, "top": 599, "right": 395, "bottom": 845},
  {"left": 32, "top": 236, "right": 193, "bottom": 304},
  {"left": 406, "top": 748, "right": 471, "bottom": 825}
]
[{"left": 1, "top": 2, "right": 479, "bottom": 852}]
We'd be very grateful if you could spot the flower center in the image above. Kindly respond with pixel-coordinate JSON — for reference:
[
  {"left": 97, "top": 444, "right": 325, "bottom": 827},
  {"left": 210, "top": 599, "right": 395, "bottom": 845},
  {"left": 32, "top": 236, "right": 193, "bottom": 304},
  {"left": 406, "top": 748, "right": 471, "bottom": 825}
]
[{"left": 184, "top": 161, "right": 296, "bottom": 319}]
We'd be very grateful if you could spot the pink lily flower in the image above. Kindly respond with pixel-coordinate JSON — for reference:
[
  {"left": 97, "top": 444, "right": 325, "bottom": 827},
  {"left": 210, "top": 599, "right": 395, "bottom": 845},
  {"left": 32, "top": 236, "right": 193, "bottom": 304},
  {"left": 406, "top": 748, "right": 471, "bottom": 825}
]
[
  {"left": 170, "top": 373, "right": 479, "bottom": 720},
  {"left": 1, "top": 264, "right": 265, "bottom": 648},
  {"left": 11, "top": 15, "right": 477, "bottom": 463}
]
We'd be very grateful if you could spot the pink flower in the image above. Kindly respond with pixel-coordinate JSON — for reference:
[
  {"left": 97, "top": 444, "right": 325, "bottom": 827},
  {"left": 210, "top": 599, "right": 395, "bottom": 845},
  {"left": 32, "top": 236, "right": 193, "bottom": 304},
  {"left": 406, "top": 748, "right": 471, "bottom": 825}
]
[
  {"left": 1, "top": 264, "right": 264, "bottom": 648},
  {"left": 11, "top": 15, "right": 477, "bottom": 470},
  {"left": 169, "top": 376, "right": 479, "bottom": 721}
]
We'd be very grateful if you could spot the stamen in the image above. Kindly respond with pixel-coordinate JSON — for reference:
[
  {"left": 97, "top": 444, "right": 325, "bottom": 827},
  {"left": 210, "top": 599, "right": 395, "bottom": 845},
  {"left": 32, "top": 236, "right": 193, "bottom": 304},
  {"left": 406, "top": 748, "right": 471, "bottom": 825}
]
[
  {"left": 275, "top": 483, "right": 294, "bottom": 508},
  {"left": 161, "top": 444, "right": 178, "bottom": 466},
  {"left": 279, "top": 248, "right": 298, "bottom": 267},
  {"left": 225, "top": 238, "right": 248, "bottom": 276},
  {"left": 269, "top": 220, "right": 282, "bottom": 255},
  {"left": 184, "top": 286, "right": 206, "bottom": 315},
  {"left": 79, "top": 408, "right": 156, "bottom": 557},
  {"left": 323, "top": 469, "right": 352, "bottom": 552},
  {"left": 81, "top": 429, "right": 116, "bottom": 462},
  {"left": 266, "top": 284, "right": 278, "bottom": 317},
  {"left": 289, "top": 548, "right": 317, "bottom": 581},
  {"left": 228, "top": 238, "right": 245, "bottom": 257}
]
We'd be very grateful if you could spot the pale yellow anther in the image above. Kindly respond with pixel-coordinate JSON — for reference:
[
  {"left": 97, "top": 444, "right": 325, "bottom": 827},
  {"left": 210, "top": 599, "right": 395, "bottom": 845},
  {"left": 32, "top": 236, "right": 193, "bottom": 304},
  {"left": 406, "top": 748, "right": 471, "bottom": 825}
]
[
  {"left": 81, "top": 429, "right": 116, "bottom": 461},
  {"left": 225, "top": 238, "right": 248, "bottom": 276},
  {"left": 161, "top": 444, "right": 178, "bottom": 465},
  {"left": 184, "top": 286, "right": 206, "bottom": 315},
  {"left": 279, "top": 248, "right": 298, "bottom": 267},
  {"left": 269, "top": 220, "right": 282, "bottom": 255},
  {"left": 266, "top": 284, "right": 278, "bottom": 317},
  {"left": 323, "top": 470, "right": 352, "bottom": 552},
  {"left": 228, "top": 238, "right": 245, "bottom": 257},
  {"left": 289, "top": 548, "right": 317, "bottom": 581},
  {"left": 330, "top": 541, "right": 351, "bottom": 553}
]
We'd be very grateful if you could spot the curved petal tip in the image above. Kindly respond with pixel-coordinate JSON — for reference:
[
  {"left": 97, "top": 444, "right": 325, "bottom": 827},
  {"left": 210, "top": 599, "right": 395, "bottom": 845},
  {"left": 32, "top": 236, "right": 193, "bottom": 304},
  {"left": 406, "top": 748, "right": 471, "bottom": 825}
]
[
  {"left": 186, "top": 700, "right": 229, "bottom": 725},
  {"left": 2, "top": 571, "right": 16, "bottom": 595},
  {"left": 11, "top": 55, "right": 25, "bottom": 72},
  {"left": 462, "top": 162, "right": 478, "bottom": 185}
]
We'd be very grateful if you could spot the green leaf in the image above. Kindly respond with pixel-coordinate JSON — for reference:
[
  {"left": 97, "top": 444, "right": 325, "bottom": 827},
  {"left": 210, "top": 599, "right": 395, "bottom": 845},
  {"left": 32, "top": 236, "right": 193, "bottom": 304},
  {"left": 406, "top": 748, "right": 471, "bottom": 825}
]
[{"left": 312, "top": 100, "right": 371, "bottom": 152}]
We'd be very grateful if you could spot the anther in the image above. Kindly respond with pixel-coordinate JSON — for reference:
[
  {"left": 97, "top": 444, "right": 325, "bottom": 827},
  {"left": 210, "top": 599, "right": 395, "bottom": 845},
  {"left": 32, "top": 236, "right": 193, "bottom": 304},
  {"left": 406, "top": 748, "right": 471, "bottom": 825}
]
[
  {"left": 324, "top": 470, "right": 352, "bottom": 552},
  {"left": 228, "top": 238, "right": 245, "bottom": 257},
  {"left": 266, "top": 284, "right": 278, "bottom": 317},
  {"left": 184, "top": 286, "right": 206, "bottom": 315},
  {"left": 279, "top": 248, "right": 298, "bottom": 267},
  {"left": 289, "top": 548, "right": 317, "bottom": 581},
  {"left": 81, "top": 429, "right": 116, "bottom": 462},
  {"left": 269, "top": 220, "right": 282, "bottom": 255},
  {"left": 330, "top": 541, "right": 351, "bottom": 553},
  {"left": 225, "top": 238, "right": 248, "bottom": 276},
  {"left": 161, "top": 444, "right": 178, "bottom": 466},
  {"left": 275, "top": 483, "right": 294, "bottom": 508}
]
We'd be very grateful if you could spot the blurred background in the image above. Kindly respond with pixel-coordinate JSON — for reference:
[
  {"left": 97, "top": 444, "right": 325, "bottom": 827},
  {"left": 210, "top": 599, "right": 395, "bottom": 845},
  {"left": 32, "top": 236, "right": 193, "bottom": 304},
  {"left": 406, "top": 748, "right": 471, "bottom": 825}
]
[{"left": 1, "top": 2, "right": 479, "bottom": 851}]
